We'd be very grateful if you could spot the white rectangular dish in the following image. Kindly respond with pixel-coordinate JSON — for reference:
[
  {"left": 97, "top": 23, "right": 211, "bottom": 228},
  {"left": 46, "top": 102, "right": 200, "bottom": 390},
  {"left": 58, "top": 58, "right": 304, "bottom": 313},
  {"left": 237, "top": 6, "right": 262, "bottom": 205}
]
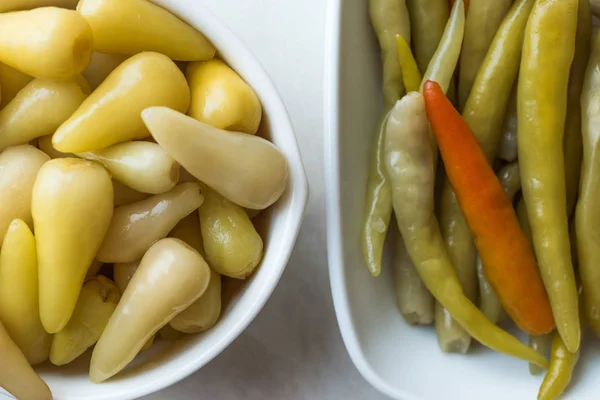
[{"left": 323, "top": 1, "right": 599, "bottom": 399}]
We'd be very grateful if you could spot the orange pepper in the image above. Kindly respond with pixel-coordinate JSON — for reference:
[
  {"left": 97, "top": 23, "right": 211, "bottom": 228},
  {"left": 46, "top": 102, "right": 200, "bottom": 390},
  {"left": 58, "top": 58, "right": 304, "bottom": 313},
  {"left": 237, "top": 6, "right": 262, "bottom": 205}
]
[{"left": 423, "top": 80, "right": 554, "bottom": 335}]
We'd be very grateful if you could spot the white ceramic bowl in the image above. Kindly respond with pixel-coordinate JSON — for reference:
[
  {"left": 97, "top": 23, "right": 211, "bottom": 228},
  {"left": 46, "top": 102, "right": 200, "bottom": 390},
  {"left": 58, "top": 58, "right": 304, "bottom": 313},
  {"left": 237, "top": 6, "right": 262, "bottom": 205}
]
[
  {"left": 0, "top": 1, "right": 308, "bottom": 399},
  {"left": 324, "top": 1, "right": 599, "bottom": 399}
]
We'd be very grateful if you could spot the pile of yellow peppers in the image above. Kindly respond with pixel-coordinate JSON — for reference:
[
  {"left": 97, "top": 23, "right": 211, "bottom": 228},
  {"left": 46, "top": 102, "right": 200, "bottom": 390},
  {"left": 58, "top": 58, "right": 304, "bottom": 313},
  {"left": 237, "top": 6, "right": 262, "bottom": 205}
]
[
  {"left": 0, "top": 0, "right": 289, "bottom": 398},
  {"left": 364, "top": 0, "right": 600, "bottom": 398}
]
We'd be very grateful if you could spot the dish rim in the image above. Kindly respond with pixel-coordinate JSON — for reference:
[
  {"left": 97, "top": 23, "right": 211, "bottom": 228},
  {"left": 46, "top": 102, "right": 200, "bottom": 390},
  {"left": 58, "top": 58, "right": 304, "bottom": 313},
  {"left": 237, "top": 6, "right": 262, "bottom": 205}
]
[{"left": 322, "top": 0, "right": 416, "bottom": 398}]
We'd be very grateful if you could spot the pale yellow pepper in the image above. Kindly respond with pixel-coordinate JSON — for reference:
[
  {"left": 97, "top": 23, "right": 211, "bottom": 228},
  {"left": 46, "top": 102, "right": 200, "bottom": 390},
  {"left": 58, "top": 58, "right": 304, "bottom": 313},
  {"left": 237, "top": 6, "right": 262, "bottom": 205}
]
[
  {"left": 143, "top": 107, "right": 288, "bottom": 210},
  {"left": 50, "top": 276, "right": 120, "bottom": 366},
  {"left": 90, "top": 238, "right": 210, "bottom": 382},
  {"left": 78, "top": 141, "right": 180, "bottom": 195},
  {"left": 53, "top": 52, "right": 191, "bottom": 153},
  {"left": 169, "top": 212, "right": 222, "bottom": 333},
  {"left": 77, "top": 0, "right": 215, "bottom": 61},
  {"left": 0, "top": 321, "right": 52, "bottom": 400},
  {"left": 170, "top": 270, "right": 221, "bottom": 333},
  {"left": 112, "top": 260, "right": 155, "bottom": 351},
  {"left": 33, "top": 158, "right": 114, "bottom": 333},
  {"left": 0, "top": 219, "right": 51, "bottom": 365},
  {"left": 0, "top": 7, "right": 92, "bottom": 79},
  {"left": 0, "top": 77, "right": 90, "bottom": 151},
  {"left": 186, "top": 59, "right": 262, "bottom": 134},
  {"left": 199, "top": 185, "right": 263, "bottom": 279},
  {"left": 0, "top": 63, "right": 32, "bottom": 108},
  {"left": 0, "top": 145, "right": 49, "bottom": 244},
  {"left": 0, "top": 0, "right": 78, "bottom": 11},
  {"left": 82, "top": 52, "right": 127, "bottom": 90},
  {"left": 518, "top": 0, "right": 580, "bottom": 353},
  {"left": 97, "top": 182, "right": 204, "bottom": 263}
]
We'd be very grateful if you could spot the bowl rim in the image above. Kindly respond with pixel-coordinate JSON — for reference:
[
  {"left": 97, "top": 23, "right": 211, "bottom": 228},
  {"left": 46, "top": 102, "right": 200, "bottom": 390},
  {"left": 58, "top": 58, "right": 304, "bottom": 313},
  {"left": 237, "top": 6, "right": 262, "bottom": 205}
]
[
  {"left": 0, "top": 1, "right": 308, "bottom": 399},
  {"left": 322, "top": 1, "right": 416, "bottom": 399}
]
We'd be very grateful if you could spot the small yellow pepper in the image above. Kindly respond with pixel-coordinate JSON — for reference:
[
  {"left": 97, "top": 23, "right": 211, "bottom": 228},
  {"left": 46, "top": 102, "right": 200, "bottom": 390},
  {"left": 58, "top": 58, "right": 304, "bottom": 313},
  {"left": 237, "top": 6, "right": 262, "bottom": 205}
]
[{"left": 187, "top": 59, "right": 262, "bottom": 135}]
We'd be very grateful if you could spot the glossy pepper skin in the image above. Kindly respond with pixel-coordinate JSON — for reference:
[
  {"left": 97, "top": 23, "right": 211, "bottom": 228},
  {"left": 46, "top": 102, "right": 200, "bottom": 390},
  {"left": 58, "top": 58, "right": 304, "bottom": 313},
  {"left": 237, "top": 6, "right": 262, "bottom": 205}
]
[
  {"left": 77, "top": 0, "right": 215, "bottom": 61},
  {"left": 0, "top": 321, "right": 52, "bottom": 400},
  {"left": 385, "top": 92, "right": 547, "bottom": 368},
  {"left": 0, "top": 76, "right": 90, "bottom": 152},
  {"left": 33, "top": 158, "right": 114, "bottom": 334},
  {"left": 52, "top": 52, "right": 191, "bottom": 153},
  {"left": 186, "top": 59, "right": 262, "bottom": 135},
  {"left": 457, "top": 0, "right": 512, "bottom": 109},
  {"left": 90, "top": 238, "right": 211, "bottom": 383},
  {"left": 518, "top": 0, "right": 580, "bottom": 353},
  {"left": 361, "top": 0, "right": 410, "bottom": 277},
  {"left": 435, "top": 0, "right": 534, "bottom": 351},
  {"left": 425, "top": 80, "right": 554, "bottom": 336},
  {"left": 0, "top": 7, "right": 92, "bottom": 80},
  {"left": 0, "top": 219, "right": 51, "bottom": 365},
  {"left": 406, "top": 0, "right": 449, "bottom": 74},
  {"left": 538, "top": 298, "right": 584, "bottom": 400},
  {"left": 419, "top": 0, "right": 465, "bottom": 94},
  {"left": 369, "top": 0, "right": 410, "bottom": 109},
  {"left": 576, "top": 29, "right": 600, "bottom": 338},
  {"left": 537, "top": 332, "right": 580, "bottom": 400},
  {"left": 390, "top": 37, "right": 434, "bottom": 323},
  {"left": 0, "top": 145, "right": 49, "bottom": 244}
]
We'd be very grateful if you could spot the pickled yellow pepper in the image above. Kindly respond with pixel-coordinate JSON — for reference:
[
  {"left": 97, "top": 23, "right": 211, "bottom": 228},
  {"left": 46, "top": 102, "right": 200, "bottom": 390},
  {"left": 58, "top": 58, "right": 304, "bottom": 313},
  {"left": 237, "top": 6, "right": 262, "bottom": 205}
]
[
  {"left": 361, "top": 0, "right": 410, "bottom": 277},
  {"left": 518, "top": 0, "right": 580, "bottom": 353}
]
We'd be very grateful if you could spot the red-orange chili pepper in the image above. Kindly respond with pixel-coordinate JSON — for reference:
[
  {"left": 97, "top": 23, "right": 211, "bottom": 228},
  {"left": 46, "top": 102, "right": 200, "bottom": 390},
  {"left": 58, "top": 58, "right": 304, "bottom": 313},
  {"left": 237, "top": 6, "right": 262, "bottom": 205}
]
[{"left": 423, "top": 80, "right": 554, "bottom": 335}]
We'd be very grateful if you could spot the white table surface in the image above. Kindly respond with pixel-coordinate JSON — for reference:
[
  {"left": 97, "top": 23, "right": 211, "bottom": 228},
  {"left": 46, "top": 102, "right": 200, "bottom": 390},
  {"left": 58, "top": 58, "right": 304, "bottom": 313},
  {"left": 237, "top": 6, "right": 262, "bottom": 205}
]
[{"left": 145, "top": 1, "right": 385, "bottom": 399}]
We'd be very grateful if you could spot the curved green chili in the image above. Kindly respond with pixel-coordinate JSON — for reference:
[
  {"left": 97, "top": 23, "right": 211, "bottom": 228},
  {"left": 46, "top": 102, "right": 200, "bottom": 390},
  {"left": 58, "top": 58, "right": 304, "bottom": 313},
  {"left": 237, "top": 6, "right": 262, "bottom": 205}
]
[
  {"left": 362, "top": 112, "right": 393, "bottom": 277},
  {"left": 457, "top": 0, "right": 512, "bottom": 109},
  {"left": 370, "top": 0, "right": 411, "bottom": 108},
  {"left": 361, "top": 0, "right": 410, "bottom": 277},
  {"left": 385, "top": 92, "right": 547, "bottom": 368},
  {"left": 420, "top": 0, "right": 465, "bottom": 94},
  {"left": 518, "top": 0, "right": 580, "bottom": 353},
  {"left": 537, "top": 332, "right": 580, "bottom": 400},
  {"left": 435, "top": 0, "right": 534, "bottom": 352},
  {"left": 406, "top": 0, "right": 449, "bottom": 74},
  {"left": 538, "top": 299, "right": 585, "bottom": 400}
]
